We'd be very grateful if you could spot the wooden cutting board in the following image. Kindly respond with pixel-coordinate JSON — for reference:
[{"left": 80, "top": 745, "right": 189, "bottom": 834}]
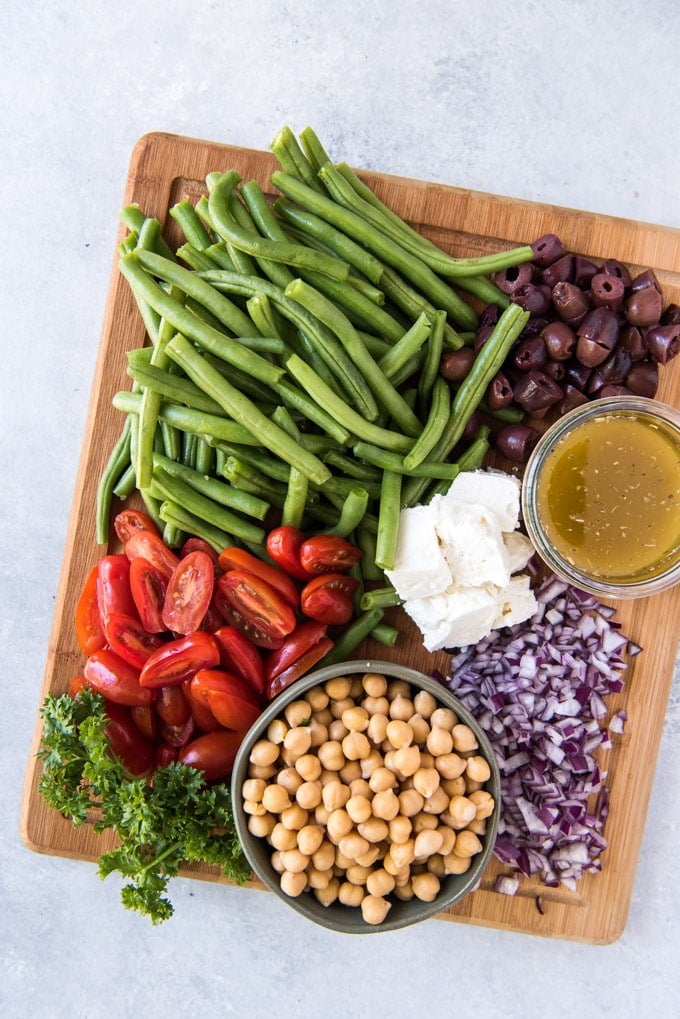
[{"left": 20, "top": 131, "right": 680, "bottom": 944}]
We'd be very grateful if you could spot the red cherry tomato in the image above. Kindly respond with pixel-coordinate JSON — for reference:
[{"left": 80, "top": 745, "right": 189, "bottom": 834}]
[
  {"left": 104, "top": 612, "right": 164, "bottom": 669},
  {"left": 181, "top": 536, "right": 220, "bottom": 568},
  {"left": 216, "top": 570, "right": 297, "bottom": 647},
  {"left": 124, "top": 529, "right": 180, "bottom": 580},
  {"left": 69, "top": 674, "right": 88, "bottom": 698},
  {"left": 161, "top": 550, "right": 215, "bottom": 635},
  {"left": 129, "top": 557, "right": 168, "bottom": 633},
  {"left": 190, "top": 670, "right": 262, "bottom": 732},
  {"left": 265, "top": 526, "right": 313, "bottom": 581},
  {"left": 161, "top": 716, "right": 196, "bottom": 748},
  {"left": 154, "top": 742, "right": 179, "bottom": 770},
  {"left": 131, "top": 703, "right": 160, "bottom": 742},
  {"left": 156, "top": 684, "right": 192, "bottom": 726},
  {"left": 183, "top": 679, "right": 224, "bottom": 733},
  {"left": 264, "top": 621, "right": 329, "bottom": 684},
  {"left": 300, "top": 573, "right": 359, "bottom": 625},
  {"left": 114, "top": 508, "right": 161, "bottom": 544},
  {"left": 217, "top": 546, "right": 299, "bottom": 609},
  {"left": 74, "top": 565, "right": 106, "bottom": 656},
  {"left": 212, "top": 587, "right": 284, "bottom": 651},
  {"left": 213, "top": 625, "right": 265, "bottom": 695},
  {"left": 96, "top": 555, "right": 138, "bottom": 630},
  {"left": 84, "top": 649, "right": 154, "bottom": 707},
  {"left": 179, "top": 730, "right": 246, "bottom": 782},
  {"left": 104, "top": 702, "right": 155, "bottom": 776},
  {"left": 265, "top": 638, "right": 334, "bottom": 700},
  {"left": 139, "top": 631, "right": 221, "bottom": 689},
  {"left": 298, "top": 535, "right": 362, "bottom": 575}
]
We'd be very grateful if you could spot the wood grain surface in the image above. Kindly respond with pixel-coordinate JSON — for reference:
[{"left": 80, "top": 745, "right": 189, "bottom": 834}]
[{"left": 20, "top": 132, "right": 680, "bottom": 944}]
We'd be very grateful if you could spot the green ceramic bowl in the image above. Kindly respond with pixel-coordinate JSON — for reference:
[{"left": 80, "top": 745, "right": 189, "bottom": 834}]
[{"left": 231, "top": 659, "right": 500, "bottom": 934}]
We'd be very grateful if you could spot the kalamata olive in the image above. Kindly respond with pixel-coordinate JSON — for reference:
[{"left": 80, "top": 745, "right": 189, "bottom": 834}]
[
  {"left": 625, "top": 284, "right": 663, "bottom": 327},
  {"left": 661, "top": 303, "right": 680, "bottom": 326},
  {"left": 440, "top": 347, "right": 476, "bottom": 382},
  {"left": 586, "top": 348, "right": 632, "bottom": 394},
  {"left": 625, "top": 360, "right": 659, "bottom": 397},
  {"left": 590, "top": 273, "right": 625, "bottom": 313},
  {"left": 531, "top": 234, "right": 567, "bottom": 268},
  {"left": 597, "top": 384, "right": 631, "bottom": 398},
  {"left": 575, "top": 307, "right": 619, "bottom": 367},
  {"left": 512, "top": 370, "right": 564, "bottom": 413},
  {"left": 495, "top": 424, "right": 540, "bottom": 463},
  {"left": 540, "top": 320, "right": 577, "bottom": 361},
  {"left": 512, "top": 335, "right": 547, "bottom": 372},
  {"left": 462, "top": 411, "right": 483, "bottom": 443},
  {"left": 645, "top": 323, "right": 680, "bottom": 364},
  {"left": 519, "top": 315, "right": 551, "bottom": 339},
  {"left": 558, "top": 385, "right": 589, "bottom": 415},
  {"left": 486, "top": 371, "right": 514, "bottom": 410},
  {"left": 618, "top": 323, "right": 648, "bottom": 361},
  {"left": 600, "top": 258, "right": 632, "bottom": 288},
  {"left": 573, "top": 255, "right": 599, "bottom": 289},
  {"left": 630, "top": 268, "right": 662, "bottom": 294},
  {"left": 564, "top": 361, "right": 592, "bottom": 391},
  {"left": 474, "top": 304, "right": 500, "bottom": 350},
  {"left": 493, "top": 263, "right": 534, "bottom": 295},
  {"left": 540, "top": 254, "right": 574, "bottom": 289},
  {"left": 552, "top": 281, "right": 590, "bottom": 325},
  {"left": 543, "top": 359, "right": 566, "bottom": 382},
  {"left": 511, "top": 283, "right": 552, "bottom": 316}
]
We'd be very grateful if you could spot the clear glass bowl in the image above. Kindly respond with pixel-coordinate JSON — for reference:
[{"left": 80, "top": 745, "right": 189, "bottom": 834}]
[{"left": 521, "top": 396, "right": 680, "bottom": 600}]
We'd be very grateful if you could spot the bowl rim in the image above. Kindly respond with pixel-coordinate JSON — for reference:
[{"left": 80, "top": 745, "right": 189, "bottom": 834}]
[
  {"left": 521, "top": 395, "right": 680, "bottom": 600},
  {"left": 230, "top": 658, "right": 501, "bottom": 934}
]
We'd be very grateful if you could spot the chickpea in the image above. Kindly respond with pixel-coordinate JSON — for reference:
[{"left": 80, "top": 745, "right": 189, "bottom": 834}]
[
  {"left": 387, "top": 679, "right": 411, "bottom": 700},
  {"left": 314, "top": 877, "right": 340, "bottom": 907},
  {"left": 266, "top": 718, "right": 288, "bottom": 745},
  {"left": 321, "top": 778, "right": 349, "bottom": 812},
  {"left": 295, "top": 780, "right": 322, "bottom": 811},
  {"left": 284, "top": 700, "right": 312, "bottom": 728},
  {"left": 398, "top": 788, "right": 424, "bottom": 818},
  {"left": 421, "top": 787, "right": 450, "bottom": 815},
  {"left": 342, "top": 705, "right": 369, "bottom": 732},
  {"left": 427, "top": 726, "right": 454, "bottom": 757},
  {"left": 412, "top": 688, "right": 437, "bottom": 719},
  {"left": 413, "top": 767, "right": 440, "bottom": 799},
  {"left": 427, "top": 854, "right": 446, "bottom": 878},
  {"left": 283, "top": 726, "right": 313, "bottom": 760},
  {"left": 436, "top": 753, "right": 467, "bottom": 781},
  {"left": 371, "top": 788, "right": 400, "bottom": 821},
  {"left": 247, "top": 813, "right": 276, "bottom": 838},
  {"left": 261, "top": 784, "right": 291, "bottom": 814},
  {"left": 325, "top": 676, "right": 352, "bottom": 700},
  {"left": 297, "top": 824, "right": 324, "bottom": 856},
  {"left": 393, "top": 745, "right": 421, "bottom": 778},
  {"left": 295, "top": 753, "right": 322, "bottom": 782},
  {"left": 307, "top": 867, "right": 331, "bottom": 890},
  {"left": 355, "top": 844, "right": 382, "bottom": 868},
  {"left": 328, "top": 718, "right": 349, "bottom": 742},
  {"left": 346, "top": 794, "right": 373, "bottom": 824},
  {"left": 362, "top": 695, "right": 390, "bottom": 717},
  {"left": 270, "top": 850, "right": 285, "bottom": 874},
  {"left": 361, "top": 894, "right": 392, "bottom": 926},
  {"left": 465, "top": 755, "right": 491, "bottom": 783},
  {"left": 270, "top": 822, "right": 298, "bottom": 851},
  {"left": 362, "top": 672, "right": 388, "bottom": 697},
  {"left": 469, "top": 789, "right": 496, "bottom": 820},
  {"left": 430, "top": 706, "right": 457, "bottom": 731},
  {"left": 385, "top": 719, "right": 413, "bottom": 749},
  {"left": 242, "top": 777, "right": 266, "bottom": 802},
  {"left": 248, "top": 763, "right": 278, "bottom": 780},
  {"left": 452, "top": 830, "right": 483, "bottom": 858},
  {"left": 348, "top": 778, "right": 372, "bottom": 799},
  {"left": 338, "top": 881, "right": 364, "bottom": 908},
  {"left": 339, "top": 759, "right": 363, "bottom": 784},
  {"left": 326, "top": 807, "right": 353, "bottom": 843},
  {"left": 411, "top": 871, "right": 441, "bottom": 903},
  {"left": 346, "top": 863, "right": 372, "bottom": 886},
  {"left": 317, "top": 740, "right": 345, "bottom": 771},
  {"left": 408, "top": 713, "right": 431, "bottom": 744},
  {"left": 339, "top": 831, "right": 370, "bottom": 861},
  {"left": 389, "top": 695, "right": 414, "bottom": 721},
  {"left": 250, "top": 739, "right": 280, "bottom": 768},
  {"left": 411, "top": 811, "right": 438, "bottom": 833},
  {"left": 464, "top": 778, "right": 484, "bottom": 794},
  {"left": 393, "top": 880, "right": 414, "bottom": 901},
  {"left": 388, "top": 815, "right": 413, "bottom": 845},
  {"left": 389, "top": 838, "right": 415, "bottom": 869},
  {"left": 447, "top": 795, "right": 477, "bottom": 829},
  {"left": 468, "top": 818, "right": 487, "bottom": 835},
  {"left": 349, "top": 676, "right": 365, "bottom": 699},
  {"left": 440, "top": 776, "right": 467, "bottom": 798},
  {"left": 452, "top": 723, "right": 478, "bottom": 753},
  {"left": 314, "top": 803, "right": 331, "bottom": 826},
  {"left": 414, "top": 828, "right": 445, "bottom": 861},
  {"left": 367, "top": 712, "right": 389, "bottom": 744},
  {"left": 312, "top": 839, "right": 336, "bottom": 872},
  {"left": 330, "top": 696, "right": 355, "bottom": 721},
  {"left": 342, "top": 731, "right": 371, "bottom": 761},
  {"left": 307, "top": 717, "right": 328, "bottom": 748},
  {"left": 357, "top": 817, "right": 389, "bottom": 844},
  {"left": 366, "top": 868, "right": 396, "bottom": 898},
  {"left": 280, "top": 804, "right": 309, "bottom": 831},
  {"left": 360, "top": 749, "right": 382, "bottom": 780},
  {"left": 437, "top": 825, "right": 457, "bottom": 857},
  {"left": 280, "top": 870, "right": 307, "bottom": 898},
  {"left": 243, "top": 799, "right": 267, "bottom": 816},
  {"left": 280, "top": 848, "right": 309, "bottom": 874},
  {"left": 305, "top": 685, "right": 329, "bottom": 712},
  {"left": 369, "top": 766, "right": 397, "bottom": 793},
  {"left": 382, "top": 750, "right": 404, "bottom": 780},
  {"left": 314, "top": 707, "right": 334, "bottom": 728}
]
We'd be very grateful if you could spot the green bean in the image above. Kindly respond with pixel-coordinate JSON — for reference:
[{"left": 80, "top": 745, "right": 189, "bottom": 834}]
[
  {"left": 423, "top": 426, "right": 492, "bottom": 503},
  {"left": 418, "top": 309, "right": 445, "bottom": 406},
  {"left": 318, "top": 609, "right": 384, "bottom": 668},
  {"left": 175, "top": 243, "right": 223, "bottom": 272},
  {"left": 374, "top": 470, "right": 402, "bottom": 571},
  {"left": 149, "top": 466, "right": 266, "bottom": 545},
  {"left": 204, "top": 242, "right": 237, "bottom": 271},
  {"left": 285, "top": 278, "right": 422, "bottom": 437},
  {"left": 206, "top": 170, "right": 350, "bottom": 281},
  {"left": 455, "top": 274, "right": 510, "bottom": 308},
  {"left": 298, "top": 125, "right": 333, "bottom": 176},
  {"left": 136, "top": 298, "right": 180, "bottom": 489},
  {"left": 325, "top": 487, "right": 370, "bottom": 538},
  {"left": 112, "top": 390, "right": 263, "bottom": 446},
  {"left": 160, "top": 420, "right": 181, "bottom": 461},
  {"left": 377, "top": 313, "right": 431, "bottom": 380},
  {"left": 282, "top": 467, "right": 309, "bottom": 529},
  {"left": 270, "top": 125, "right": 326, "bottom": 193},
  {"left": 201, "top": 352, "right": 283, "bottom": 409},
  {"left": 112, "top": 463, "right": 136, "bottom": 500},
  {"left": 352, "top": 441, "right": 461, "bottom": 480},
  {"left": 210, "top": 442, "right": 292, "bottom": 484},
  {"left": 378, "top": 267, "right": 465, "bottom": 350},
  {"left": 369, "top": 622, "right": 399, "bottom": 647},
  {"left": 96, "top": 416, "right": 132, "bottom": 544},
  {"left": 402, "top": 376, "right": 450, "bottom": 470},
  {"left": 120, "top": 252, "right": 282, "bottom": 386},
  {"left": 118, "top": 205, "right": 176, "bottom": 260},
  {"left": 298, "top": 267, "right": 404, "bottom": 342},
  {"left": 158, "top": 500, "right": 235, "bottom": 553},
  {"left": 222, "top": 457, "right": 287, "bottom": 508},
  {"left": 322, "top": 450, "right": 381, "bottom": 482},
  {"left": 170, "top": 198, "right": 214, "bottom": 250},
  {"left": 273, "top": 378, "right": 353, "bottom": 445},
  {"left": 152, "top": 452, "right": 270, "bottom": 520},
  {"left": 285, "top": 353, "right": 413, "bottom": 453},
  {"left": 359, "top": 586, "right": 403, "bottom": 611}
]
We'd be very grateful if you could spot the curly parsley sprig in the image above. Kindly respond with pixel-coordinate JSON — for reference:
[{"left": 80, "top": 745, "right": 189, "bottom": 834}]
[{"left": 37, "top": 689, "right": 250, "bottom": 924}]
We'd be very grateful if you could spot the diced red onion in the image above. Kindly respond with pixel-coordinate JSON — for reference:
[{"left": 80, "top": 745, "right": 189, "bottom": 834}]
[{"left": 440, "top": 575, "right": 639, "bottom": 892}]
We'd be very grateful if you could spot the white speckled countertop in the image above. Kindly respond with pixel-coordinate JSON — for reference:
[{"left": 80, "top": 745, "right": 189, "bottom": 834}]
[{"left": 2, "top": 3, "right": 679, "bottom": 1016}]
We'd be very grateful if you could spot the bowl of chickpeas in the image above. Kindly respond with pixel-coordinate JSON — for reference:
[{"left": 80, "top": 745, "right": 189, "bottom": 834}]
[{"left": 230, "top": 660, "right": 500, "bottom": 933}]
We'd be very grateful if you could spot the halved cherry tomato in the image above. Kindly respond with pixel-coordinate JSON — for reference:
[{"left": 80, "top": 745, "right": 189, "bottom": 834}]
[
  {"left": 300, "top": 572, "right": 359, "bottom": 625},
  {"left": 161, "top": 717, "right": 196, "bottom": 748},
  {"left": 161, "top": 550, "right": 215, "bottom": 635},
  {"left": 183, "top": 678, "right": 224, "bottom": 733},
  {"left": 212, "top": 588, "right": 284, "bottom": 651},
  {"left": 264, "top": 621, "right": 329, "bottom": 684},
  {"left": 217, "top": 546, "right": 299, "bottom": 609},
  {"left": 96, "top": 555, "right": 138, "bottom": 629},
  {"left": 265, "top": 638, "right": 333, "bottom": 701},
  {"left": 104, "top": 702, "right": 155, "bottom": 776},
  {"left": 84, "top": 649, "right": 154, "bottom": 707},
  {"left": 105, "top": 612, "right": 164, "bottom": 669},
  {"left": 139, "top": 631, "right": 220, "bottom": 688},
  {"left": 265, "top": 526, "right": 313, "bottom": 581},
  {"left": 129, "top": 557, "right": 167, "bottom": 633},
  {"left": 131, "top": 703, "right": 160, "bottom": 742},
  {"left": 74, "top": 565, "right": 106, "bottom": 656},
  {"left": 154, "top": 742, "right": 179, "bottom": 771},
  {"left": 190, "top": 669, "right": 262, "bottom": 732},
  {"left": 69, "top": 674, "right": 88, "bottom": 698},
  {"left": 217, "top": 570, "right": 297, "bottom": 647},
  {"left": 298, "top": 535, "right": 362, "bottom": 575},
  {"left": 124, "top": 529, "right": 180, "bottom": 580},
  {"left": 181, "top": 536, "right": 220, "bottom": 568},
  {"left": 114, "top": 508, "right": 161, "bottom": 544},
  {"left": 179, "top": 729, "right": 246, "bottom": 782},
  {"left": 156, "top": 684, "right": 192, "bottom": 726},
  {"left": 213, "top": 625, "right": 265, "bottom": 694}
]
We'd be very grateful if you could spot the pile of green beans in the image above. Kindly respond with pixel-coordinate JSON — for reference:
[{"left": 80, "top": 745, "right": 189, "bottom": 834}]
[{"left": 99, "top": 125, "right": 531, "bottom": 657}]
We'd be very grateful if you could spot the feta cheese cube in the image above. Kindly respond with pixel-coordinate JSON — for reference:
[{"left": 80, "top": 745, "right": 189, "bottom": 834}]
[
  {"left": 503, "top": 530, "right": 535, "bottom": 574},
  {"left": 405, "top": 585, "right": 500, "bottom": 651},
  {"left": 444, "top": 468, "right": 521, "bottom": 532},
  {"left": 492, "top": 575, "right": 538, "bottom": 630},
  {"left": 433, "top": 499, "right": 511, "bottom": 588},
  {"left": 385, "top": 504, "right": 451, "bottom": 600}
]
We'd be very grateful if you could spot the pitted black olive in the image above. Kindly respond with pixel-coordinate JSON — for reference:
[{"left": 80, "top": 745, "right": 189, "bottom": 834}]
[
  {"left": 512, "top": 370, "right": 563, "bottom": 413},
  {"left": 552, "top": 281, "right": 590, "bottom": 326},
  {"left": 495, "top": 424, "right": 540, "bottom": 463},
  {"left": 540, "top": 321, "right": 577, "bottom": 361},
  {"left": 540, "top": 254, "right": 574, "bottom": 289},
  {"left": 625, "top": 361, "right": 659, "bottom": 397},
  {"left": 575, "top": 307, "right": 619, "bottom": 367},
  {"left": 512, "top": 336, "right": 547, "bottom": 372},
  {"left": 645, "top": 323, "right": 680, "bottom": 365},
  {"left": 531, "top": 234, "right": 567, "bottom": 268},
  {"left": 590, "top": 273, "right": 625, "bottom": 313}
]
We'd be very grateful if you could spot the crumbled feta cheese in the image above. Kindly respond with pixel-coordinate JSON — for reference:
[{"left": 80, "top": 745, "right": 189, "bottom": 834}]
[
  {"left": 492, "top": 574, "right": 537, "bottom": 630},
  {"left": 432, "top": 498, "right": 511, "bottom": 588},
  {"left": 503, "top": 530, "right": 535, "bottom": 573},
  {"left": 444, "top": 468, "right": 521, "bottom": 531}
]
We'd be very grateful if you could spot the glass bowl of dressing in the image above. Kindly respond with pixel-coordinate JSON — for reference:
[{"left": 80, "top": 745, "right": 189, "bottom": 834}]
[{"left": 521, "top": 396, "right": 680, "bottom": 599}]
